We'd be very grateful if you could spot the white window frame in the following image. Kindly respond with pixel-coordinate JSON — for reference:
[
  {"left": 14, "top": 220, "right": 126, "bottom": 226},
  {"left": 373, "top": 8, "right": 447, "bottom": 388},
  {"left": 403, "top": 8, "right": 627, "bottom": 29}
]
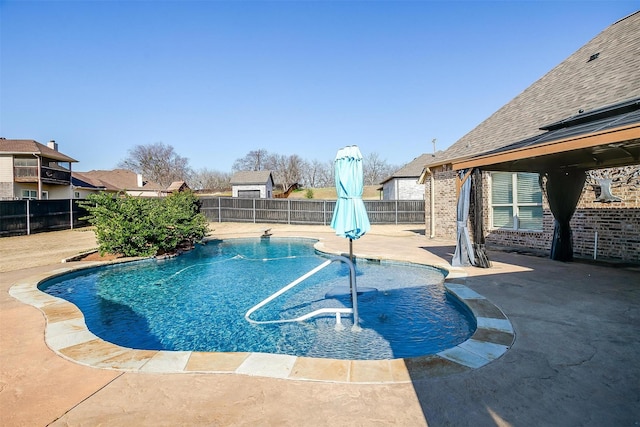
[
  {"left": 490, "top": 172, "right": 543, "bottom": 231},
  {"left": 21, "top": 190, "right": 37, "bottom": 200}
]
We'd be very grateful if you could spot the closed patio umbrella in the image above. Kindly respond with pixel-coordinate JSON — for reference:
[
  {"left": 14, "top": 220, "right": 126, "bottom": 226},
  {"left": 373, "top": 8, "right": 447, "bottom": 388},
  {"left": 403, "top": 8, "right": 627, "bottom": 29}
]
[
  {"left": 330, "top": 145, "right": 370, "bottom": 330},
  {"left": 330, "top": 145, "right": 371, "bottom": 258}
]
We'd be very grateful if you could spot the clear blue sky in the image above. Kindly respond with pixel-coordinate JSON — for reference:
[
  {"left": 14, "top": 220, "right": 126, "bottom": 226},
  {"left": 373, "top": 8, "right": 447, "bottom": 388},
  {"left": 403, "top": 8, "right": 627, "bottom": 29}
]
[{"left": 1, "top": 1, "right": 637, "bottom": 173}]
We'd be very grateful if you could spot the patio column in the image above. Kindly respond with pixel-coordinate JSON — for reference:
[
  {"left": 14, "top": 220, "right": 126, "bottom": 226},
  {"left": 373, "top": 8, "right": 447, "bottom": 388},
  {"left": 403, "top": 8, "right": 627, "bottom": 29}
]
[{"left": 543, "top": 169, "right": 586, "bottom": 262}]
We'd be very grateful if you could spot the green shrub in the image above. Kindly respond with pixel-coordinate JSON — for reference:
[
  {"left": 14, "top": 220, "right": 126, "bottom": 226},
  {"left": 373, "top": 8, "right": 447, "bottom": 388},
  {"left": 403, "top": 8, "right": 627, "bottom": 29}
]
[
  {"left": 80, "top": 191, "right": 209, "bottom": 257},
  {"left": 305, "top": 189, "right": 314, "bottom": 199}
]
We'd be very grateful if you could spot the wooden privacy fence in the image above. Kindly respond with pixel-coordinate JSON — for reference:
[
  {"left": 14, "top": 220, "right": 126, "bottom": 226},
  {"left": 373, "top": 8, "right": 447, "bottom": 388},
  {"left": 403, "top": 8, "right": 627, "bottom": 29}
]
[
  {"left": 199, "top": 197, "right": 425, "bottom": 225},
  {"left": 0, "top": 199, "right": 90, "bottom": 237},
  {"left": 0, "top": 197, "right": 424, "bottom": 237}
]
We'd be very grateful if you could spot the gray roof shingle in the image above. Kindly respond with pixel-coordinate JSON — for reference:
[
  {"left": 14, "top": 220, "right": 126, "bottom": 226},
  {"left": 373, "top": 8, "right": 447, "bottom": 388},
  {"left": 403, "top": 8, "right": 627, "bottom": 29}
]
[
  {"left": 380, "top": 152, "right": 444, "bottom": 184},
  {"left": 432, "top": 11, "right": 640, "bottom": 166},
  {"left": 230, "top": 170, "right": 274, "bottom": 185}
]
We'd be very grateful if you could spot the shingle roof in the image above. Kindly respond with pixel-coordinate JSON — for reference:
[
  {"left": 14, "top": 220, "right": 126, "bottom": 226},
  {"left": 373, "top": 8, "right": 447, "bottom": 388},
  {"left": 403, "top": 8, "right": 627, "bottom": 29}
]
[
  {"left": 432, "top": 11, "right": 640, "bottom": 166},
  {"left": 74, "top": 169, "right": 164, "bottom": 191},
  {"left": 0, "top": 138, "right": 78, "bottom": 163},
  {"left": 72, "top": 172, "right": 107, "bottom": 190},
  {"left": 380, "top": 152, "right": 444, "bottom": 184},
  {"left": 230, "top": 170, "right": 274, "bottom": 185},
  {"left": 167, "top": 181, "right": 188, "bottom": 192}
]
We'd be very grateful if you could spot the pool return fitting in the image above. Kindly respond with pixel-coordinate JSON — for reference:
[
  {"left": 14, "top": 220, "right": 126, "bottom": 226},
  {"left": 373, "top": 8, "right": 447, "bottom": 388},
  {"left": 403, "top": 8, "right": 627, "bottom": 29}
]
[{"left": 244, "top": 255, "right": 361, "bottom": 331}]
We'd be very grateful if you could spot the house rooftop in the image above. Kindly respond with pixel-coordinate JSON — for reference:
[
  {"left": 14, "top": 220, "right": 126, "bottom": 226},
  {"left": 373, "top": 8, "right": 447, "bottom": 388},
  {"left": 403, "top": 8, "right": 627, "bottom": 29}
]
[
  {"left": 230, "top": 170, "right": 274, "bottom": 185},
  {"left": 0, "top": 138, "right": 77, "bottom": 163},
  {"left": 431, "top": 10, "right": 640, "bottom": 167},
  {"left": 74, "top": 169, "right": 164, "bottom": 191},
  {"left": 380, "top": 152, "right": 444, "bottom": 184}
]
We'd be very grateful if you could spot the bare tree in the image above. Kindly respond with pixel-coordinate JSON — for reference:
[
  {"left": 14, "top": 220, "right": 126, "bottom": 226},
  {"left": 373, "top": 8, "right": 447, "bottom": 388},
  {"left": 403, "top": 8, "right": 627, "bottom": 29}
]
[
  {"left": 303, "top": 159, "right": 333, "bottom": 188},
  {"left": 118, "top": 142, "right": 192, "bottom": 187},
  {"left": 190, "top": 168, "right": 231, "bottom": 191},
  {"left": 284, "top": 154, "right": 304, "bottom": 191},
  {"left": 268, "top": 153, "right": 304, "bottom": 191},
  {"left": 232, "top": 149, "right": 269, "bottom": 171},
  {"left": 363, "top": 152, "right": 396, "bottom": 185}
]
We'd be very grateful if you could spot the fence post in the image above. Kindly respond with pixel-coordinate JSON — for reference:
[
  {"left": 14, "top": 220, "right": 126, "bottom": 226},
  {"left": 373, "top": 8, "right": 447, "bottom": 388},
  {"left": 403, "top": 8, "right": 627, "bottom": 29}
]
[
  {"left": 253, "top": 198, "right": 256, "bottom": 223},
  {"left": 70, "top": 199, "right": 74, "bottom": 230},
  {"left": 396, "top": 200, "right": 399, "bottom": 225},
  {"left": 287, "top": 199, "right": 291, "bottom": 224},
  {"left": 323, "top": 200, "right": 326, "bottom": 225},
  {"left": 218, "top": 197, "right": 221, "bottom": 222},
  {"left": 26, "top": 199, "right": 31, "bottom": 235}
]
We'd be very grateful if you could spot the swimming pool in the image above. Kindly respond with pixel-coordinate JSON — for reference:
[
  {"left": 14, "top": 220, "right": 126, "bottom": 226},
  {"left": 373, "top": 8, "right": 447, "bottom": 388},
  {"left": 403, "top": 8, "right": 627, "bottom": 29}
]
[{"left": 39, "top": 238, "right": 476, "bottom": 360}]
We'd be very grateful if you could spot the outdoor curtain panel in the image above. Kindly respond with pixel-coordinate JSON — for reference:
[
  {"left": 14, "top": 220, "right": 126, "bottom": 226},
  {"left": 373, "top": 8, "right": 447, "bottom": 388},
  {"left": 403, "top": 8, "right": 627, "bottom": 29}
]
[
  {"left": 452, "top": 169, "right": 475, "bottom": 267},
  {"left": 470, "top": 169, "right": 491, "bottom": 268},
  {"left": 543, "top": 169, "right": 586, "bottom": 262}
]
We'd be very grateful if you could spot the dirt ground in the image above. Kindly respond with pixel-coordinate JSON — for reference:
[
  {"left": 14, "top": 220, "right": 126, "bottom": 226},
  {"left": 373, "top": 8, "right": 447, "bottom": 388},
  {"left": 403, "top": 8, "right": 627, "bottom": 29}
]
[{"left": 0, "top": 228, "right": 99, "bottom": 273}]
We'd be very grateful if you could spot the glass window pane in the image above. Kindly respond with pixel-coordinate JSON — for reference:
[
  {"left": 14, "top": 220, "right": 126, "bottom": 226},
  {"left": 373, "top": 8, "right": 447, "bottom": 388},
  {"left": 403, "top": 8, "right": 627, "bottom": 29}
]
[
  {"left": 518, "top": 206, "right": 543, "bottom": 230},
  {"left": 517, "top": 173, "right": 542, "bottom": 204},
  {"left": 14, "top": 158, "right": 38, "bottom": 167},
  {"left": 493, "top": 206, "right": 513, "bottom": 228},
  {"left": 492, "top": 172, "right": 513, "bottom": 204}
]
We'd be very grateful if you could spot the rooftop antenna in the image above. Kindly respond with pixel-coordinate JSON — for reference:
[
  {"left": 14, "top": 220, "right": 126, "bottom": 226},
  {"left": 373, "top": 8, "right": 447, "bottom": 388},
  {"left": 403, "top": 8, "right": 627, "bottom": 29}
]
[{"left": 432, "top": 138, "right": 437, "bottom": 156}]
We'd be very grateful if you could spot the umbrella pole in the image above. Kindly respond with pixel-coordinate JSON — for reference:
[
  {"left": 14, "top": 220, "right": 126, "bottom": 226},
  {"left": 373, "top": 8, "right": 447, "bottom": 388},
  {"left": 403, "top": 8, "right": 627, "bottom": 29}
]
[{"left": 349, "top": 238, "right": 354, "bottom": 292}]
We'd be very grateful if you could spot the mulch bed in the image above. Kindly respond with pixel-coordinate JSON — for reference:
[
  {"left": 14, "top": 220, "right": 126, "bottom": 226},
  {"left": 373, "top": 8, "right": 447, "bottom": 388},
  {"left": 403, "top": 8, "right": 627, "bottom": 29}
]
[{"left": 79, "top": 252, "right": 122, "bottom": 262}]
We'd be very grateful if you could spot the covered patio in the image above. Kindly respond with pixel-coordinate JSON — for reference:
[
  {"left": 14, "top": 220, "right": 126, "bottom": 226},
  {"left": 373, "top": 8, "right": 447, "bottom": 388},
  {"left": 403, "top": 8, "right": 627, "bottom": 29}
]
[{"left": 453, "top": 97, "right": 640, "bottom": 265}]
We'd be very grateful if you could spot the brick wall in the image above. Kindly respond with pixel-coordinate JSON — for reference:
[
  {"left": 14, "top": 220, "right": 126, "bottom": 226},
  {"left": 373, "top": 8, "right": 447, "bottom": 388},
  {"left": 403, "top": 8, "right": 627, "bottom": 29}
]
[
  {"left": 571, "top": 169, "right": 639, "bottom": 262},
  {"left": 424, "top": 166, "right": 458, "bottom": 240},
  {"left": 427, "top": 166, "right": 640, "bottom": 263}
]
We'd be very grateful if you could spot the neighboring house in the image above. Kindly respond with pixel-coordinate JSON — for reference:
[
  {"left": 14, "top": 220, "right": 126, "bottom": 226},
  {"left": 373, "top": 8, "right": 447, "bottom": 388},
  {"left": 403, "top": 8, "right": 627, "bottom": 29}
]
[
  {"left": 230, "top": 171, "right": 274, "bottom": 198},
  {"left": 0, "top": 139, "right": 77, "bottom": 200},
  {"left": 380, "top": 153, "right": 442, "bottom": 200},
  {"left": 71, "top": 172, "right": 108, "bottom": 199},
  {"left": 420, "top": 11, "right": 640, "bottom": 263},
  {"left": 167, "top": 181, "right": 189, "bottom": 193},
  {"left": 73, "top": 169, "right": 167, "bottom": 198}
]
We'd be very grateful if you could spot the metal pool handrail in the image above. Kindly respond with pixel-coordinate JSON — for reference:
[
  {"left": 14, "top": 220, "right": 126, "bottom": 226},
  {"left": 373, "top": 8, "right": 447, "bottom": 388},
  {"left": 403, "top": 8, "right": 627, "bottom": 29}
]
[{"left": 244, "top": 255, "right": 360, "bottom": 330}]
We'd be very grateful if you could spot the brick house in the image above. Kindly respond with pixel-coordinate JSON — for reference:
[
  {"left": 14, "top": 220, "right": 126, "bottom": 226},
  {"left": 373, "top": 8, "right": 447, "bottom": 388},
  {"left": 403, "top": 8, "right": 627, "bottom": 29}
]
[
  {"left": 420, "top": 11, "right": 640, "bottom": 263},
  {"left": 0, "top": 139, "right": 77, "bottom": 200},
  {"left": 230, "top": 170, "right": 275, "bottom": 198}
]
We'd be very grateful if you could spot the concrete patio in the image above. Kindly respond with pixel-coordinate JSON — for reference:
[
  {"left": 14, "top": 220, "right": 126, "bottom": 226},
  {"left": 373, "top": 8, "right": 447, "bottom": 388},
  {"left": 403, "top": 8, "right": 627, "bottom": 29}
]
[{"left": 1, "top": 223, "right": 638, "bottom": 426}]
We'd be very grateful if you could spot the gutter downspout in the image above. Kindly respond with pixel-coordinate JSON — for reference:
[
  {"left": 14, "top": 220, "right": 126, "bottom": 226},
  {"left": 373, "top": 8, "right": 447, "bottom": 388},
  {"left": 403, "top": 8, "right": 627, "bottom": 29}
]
[
  {"left": 69, "top": 162, "right": 74, "bottom": 229},
  {"left": 427, "top": 167, "right": 435, "bottom": 239},
  {"left": 34, "top": 154, "right": 42, "bottom": 200}
]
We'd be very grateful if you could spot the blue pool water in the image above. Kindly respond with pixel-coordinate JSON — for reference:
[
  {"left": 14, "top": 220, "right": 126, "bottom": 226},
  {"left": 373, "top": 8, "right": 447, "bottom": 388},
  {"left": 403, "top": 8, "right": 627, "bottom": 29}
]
[{"left": 40, "top": 238, "right": 476, "bottom": 360}]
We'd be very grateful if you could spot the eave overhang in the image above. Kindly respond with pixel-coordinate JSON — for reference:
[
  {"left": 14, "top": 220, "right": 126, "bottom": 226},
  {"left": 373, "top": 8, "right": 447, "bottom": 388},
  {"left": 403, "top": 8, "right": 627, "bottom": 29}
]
[{"left": 453, "top": 123, "right": 640, "bottom": 172}]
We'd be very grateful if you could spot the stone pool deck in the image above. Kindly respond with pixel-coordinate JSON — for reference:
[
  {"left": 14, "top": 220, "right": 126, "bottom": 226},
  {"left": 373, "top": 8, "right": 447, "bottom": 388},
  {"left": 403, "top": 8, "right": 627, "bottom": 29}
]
[{"left": 1, "top": 223, "right": 639, "bottom": 426}]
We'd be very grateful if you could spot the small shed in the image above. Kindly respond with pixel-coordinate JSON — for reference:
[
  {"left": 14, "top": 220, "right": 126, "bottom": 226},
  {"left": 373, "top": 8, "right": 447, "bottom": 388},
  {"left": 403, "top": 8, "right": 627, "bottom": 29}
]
[
  {"left": 230, "top": 170, "right": 275, "bottom": 199},
  {"left": 380, "top": 153, "right": 440, "bottom": 200}
]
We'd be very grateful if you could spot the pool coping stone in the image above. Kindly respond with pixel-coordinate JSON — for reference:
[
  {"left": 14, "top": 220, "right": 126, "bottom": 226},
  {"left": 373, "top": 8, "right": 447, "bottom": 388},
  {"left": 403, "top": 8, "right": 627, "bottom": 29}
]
[{"left": 8, "top": 249, "right": 514, "bottom": 384}]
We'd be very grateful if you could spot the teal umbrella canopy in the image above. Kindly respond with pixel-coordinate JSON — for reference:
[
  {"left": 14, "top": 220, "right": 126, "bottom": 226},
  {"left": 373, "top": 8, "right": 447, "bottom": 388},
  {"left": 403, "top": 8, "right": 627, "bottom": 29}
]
[{"left": 330, "top": 145, "right": 371, "bottom": 240}]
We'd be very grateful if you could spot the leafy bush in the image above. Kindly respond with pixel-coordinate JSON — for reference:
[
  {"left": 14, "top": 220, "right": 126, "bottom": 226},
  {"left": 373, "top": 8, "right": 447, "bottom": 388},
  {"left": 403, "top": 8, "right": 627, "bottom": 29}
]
[
  {"left": 80, "top": 191, "right": 209, "bottom": 257},
  {"left": 305, "top": 189, "right": 314, "bottom": 199}
]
